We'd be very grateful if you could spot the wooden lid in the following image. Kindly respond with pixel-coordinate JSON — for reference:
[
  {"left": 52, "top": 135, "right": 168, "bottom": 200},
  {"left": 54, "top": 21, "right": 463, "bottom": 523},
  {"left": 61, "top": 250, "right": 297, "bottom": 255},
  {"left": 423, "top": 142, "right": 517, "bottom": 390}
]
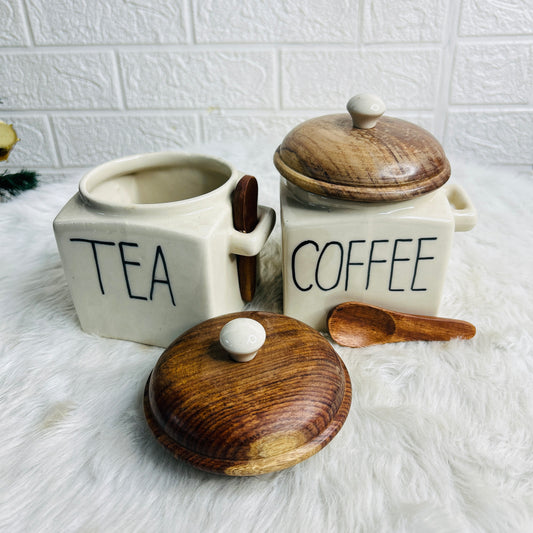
[
  {"left": 144, "top": 311, "right": 351, "bottom": 476},
  {"left": 274, "top": 94, "right": 450, "bottom": 202}
]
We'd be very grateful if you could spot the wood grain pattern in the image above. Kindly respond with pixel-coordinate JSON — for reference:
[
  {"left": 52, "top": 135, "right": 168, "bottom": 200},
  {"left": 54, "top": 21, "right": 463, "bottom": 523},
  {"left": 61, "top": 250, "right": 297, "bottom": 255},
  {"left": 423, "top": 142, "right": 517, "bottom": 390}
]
[
  {"left": 232, "top": 175, "right": 258, "bottom": 302},
  {"left": 328, "top": 301, "right": 476, "bottom": 348},
  {"left": 274, "top": 115, "right": 451, "bottom": 202},
  {"left": 144, "top": 311, "right": 351, "bottom": 476}
]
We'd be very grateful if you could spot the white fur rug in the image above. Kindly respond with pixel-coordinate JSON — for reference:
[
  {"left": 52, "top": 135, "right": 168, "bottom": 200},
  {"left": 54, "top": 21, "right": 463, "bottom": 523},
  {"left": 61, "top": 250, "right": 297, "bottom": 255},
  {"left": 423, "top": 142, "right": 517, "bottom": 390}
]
[{"left": 1, "top": 141, "right": 532, "bottom": 533}]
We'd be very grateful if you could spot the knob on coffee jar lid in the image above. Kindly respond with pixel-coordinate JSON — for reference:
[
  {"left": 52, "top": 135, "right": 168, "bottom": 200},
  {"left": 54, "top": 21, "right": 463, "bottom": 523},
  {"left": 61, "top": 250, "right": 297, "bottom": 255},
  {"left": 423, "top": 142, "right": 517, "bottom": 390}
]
[
  {"left": 144, "top": 311, "right": 351, "bottom": 476},
  {"left": 273, "top": 93, "right": 451, "bottom": 202}
]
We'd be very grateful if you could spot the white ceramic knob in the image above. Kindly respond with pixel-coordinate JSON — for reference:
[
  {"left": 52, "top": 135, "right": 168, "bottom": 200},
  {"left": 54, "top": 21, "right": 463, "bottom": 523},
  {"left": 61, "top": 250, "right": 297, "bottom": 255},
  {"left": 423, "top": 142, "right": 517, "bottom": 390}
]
[
  {"left": 346, "top": 93, "right": 386, "bottom": 129},
  {"left": 219, "top": 318, "right": 266, "bottom": 362}
]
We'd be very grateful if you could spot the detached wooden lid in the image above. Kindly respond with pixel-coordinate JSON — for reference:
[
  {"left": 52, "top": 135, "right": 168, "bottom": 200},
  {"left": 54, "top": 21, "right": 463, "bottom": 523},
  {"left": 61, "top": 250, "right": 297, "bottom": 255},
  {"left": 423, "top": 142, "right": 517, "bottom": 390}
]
[
  {"left": 144, "top": 311, "right": 351, "bottom": 476},
  {"left": 274, "top": 94, "right": 450, "bottom": 202}
]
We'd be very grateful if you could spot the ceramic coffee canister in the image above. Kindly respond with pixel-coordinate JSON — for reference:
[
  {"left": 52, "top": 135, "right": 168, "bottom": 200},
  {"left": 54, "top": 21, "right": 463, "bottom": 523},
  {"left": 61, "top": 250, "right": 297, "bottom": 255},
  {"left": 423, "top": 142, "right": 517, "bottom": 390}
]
[
  {"left": 54, "top": 152, "right": 275, "bottom": 347},
  {"left": 274, "top": 94, "right": 476, "bottom": 331}
]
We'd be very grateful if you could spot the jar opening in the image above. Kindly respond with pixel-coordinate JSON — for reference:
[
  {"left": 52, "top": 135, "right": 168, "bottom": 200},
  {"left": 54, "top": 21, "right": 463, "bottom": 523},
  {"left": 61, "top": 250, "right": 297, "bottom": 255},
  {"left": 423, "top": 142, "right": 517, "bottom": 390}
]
[{"left": 80, "top": 153, "right": 233, "bottom": 208}]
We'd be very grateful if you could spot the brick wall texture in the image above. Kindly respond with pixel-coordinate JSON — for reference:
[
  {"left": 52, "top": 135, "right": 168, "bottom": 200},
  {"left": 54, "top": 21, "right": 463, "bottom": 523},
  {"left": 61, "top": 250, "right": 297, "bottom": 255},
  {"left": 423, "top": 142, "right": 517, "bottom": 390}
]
[{"left": 1, "top": 0, "right": 532, "bottom": 177}]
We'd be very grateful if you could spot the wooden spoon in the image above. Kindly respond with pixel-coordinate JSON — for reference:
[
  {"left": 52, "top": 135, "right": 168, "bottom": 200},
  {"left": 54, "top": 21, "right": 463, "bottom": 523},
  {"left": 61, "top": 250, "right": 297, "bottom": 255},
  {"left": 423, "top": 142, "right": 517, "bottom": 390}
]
[
  {"left": 232, "top": 175, "right": 259, "bottom": 302},
  {"left": 328, "top": 301, "right": 476, "bottom": 348}
]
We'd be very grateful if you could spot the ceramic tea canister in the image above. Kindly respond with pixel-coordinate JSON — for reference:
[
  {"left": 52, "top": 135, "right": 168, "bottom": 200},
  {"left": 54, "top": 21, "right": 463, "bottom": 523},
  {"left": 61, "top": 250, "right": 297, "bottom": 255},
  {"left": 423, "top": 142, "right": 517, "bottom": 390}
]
[
  {"left": 144, "top": 311, "right": 352, "bottom": 476},
  {"left": 274, "top": 94, "right": 476, "bottom": 331},
  {"left": 54, "top": 152, "right": 275, "bottom": 347}
]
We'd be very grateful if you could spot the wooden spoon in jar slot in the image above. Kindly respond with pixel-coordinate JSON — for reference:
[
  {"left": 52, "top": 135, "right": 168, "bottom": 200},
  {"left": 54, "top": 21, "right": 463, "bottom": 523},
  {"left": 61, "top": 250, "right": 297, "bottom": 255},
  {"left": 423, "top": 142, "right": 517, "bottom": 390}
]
[
  {"left": 232, "top": 175, "right": 259, "bottom": 302},
  {"left": 327, "top": 301, "right": 476, "bottom": 348}
]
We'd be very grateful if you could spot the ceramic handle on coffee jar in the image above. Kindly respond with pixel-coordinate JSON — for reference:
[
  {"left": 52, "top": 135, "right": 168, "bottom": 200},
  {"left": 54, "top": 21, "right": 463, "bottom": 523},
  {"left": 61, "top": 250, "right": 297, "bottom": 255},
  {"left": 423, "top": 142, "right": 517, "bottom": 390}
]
[{"left": 444, "top": 183, "right": 477, "bottom": 232}]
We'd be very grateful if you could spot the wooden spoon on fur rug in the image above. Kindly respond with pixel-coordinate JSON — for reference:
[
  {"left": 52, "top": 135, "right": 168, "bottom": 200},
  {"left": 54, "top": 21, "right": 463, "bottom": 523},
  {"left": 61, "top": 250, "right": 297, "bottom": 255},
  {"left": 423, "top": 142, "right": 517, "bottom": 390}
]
[{"left": 328, "top": 301, "right": 476, "bottom": 348}]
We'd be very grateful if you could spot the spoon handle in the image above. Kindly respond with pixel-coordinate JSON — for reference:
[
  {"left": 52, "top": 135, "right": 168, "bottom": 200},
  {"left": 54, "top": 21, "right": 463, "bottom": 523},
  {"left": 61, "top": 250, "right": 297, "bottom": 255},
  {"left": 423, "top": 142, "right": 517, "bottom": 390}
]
[
  {"left": 232, "top": 175, "right": 259, "bottom": 302},
  {"left": 392, "top": 312, "right": 476, "bottom": 343}
]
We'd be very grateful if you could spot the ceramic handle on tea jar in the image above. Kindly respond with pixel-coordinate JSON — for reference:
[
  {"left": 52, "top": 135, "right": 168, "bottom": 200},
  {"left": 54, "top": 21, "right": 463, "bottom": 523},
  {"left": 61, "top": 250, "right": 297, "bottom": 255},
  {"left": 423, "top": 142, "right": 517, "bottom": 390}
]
[
  {"left": 229, "top": 205, "right": 275, "bottom": 256},
  {"left": 444, "top": 183, "right": 477, "bottom": 232}
]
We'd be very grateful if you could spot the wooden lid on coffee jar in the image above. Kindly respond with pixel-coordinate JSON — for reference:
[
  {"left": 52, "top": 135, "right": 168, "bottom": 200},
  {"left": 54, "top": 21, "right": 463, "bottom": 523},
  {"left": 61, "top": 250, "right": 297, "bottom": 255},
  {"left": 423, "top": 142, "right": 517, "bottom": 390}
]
[
  {"left": 144, "top": 311, "right": 351, "bottom": 476},
  {"left": 274, "top": 94, "right": 451, "bottom": 202}
]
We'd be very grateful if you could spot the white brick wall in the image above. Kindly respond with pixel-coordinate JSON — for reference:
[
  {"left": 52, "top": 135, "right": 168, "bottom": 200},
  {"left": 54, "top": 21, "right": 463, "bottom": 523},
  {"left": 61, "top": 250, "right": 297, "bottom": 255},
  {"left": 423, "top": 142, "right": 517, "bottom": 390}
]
[
  {"left": 281, "top": 49, "right": 442, "bottom": 109},
  {"left": 26, "top": 0, "right": 188, "bottom": 45},
  {"left": 119, "top": 50, "right": 275, "bottom": 109},
  {"left": 1, "top": 0, "right": 532, "bottom": 178}
]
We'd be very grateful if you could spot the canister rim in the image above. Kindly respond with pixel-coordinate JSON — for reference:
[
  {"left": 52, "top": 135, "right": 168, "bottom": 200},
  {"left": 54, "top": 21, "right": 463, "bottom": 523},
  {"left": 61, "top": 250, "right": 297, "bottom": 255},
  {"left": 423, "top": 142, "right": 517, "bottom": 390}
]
[{"left": 79, "top": 151, "right": 236, "bottom": 214}]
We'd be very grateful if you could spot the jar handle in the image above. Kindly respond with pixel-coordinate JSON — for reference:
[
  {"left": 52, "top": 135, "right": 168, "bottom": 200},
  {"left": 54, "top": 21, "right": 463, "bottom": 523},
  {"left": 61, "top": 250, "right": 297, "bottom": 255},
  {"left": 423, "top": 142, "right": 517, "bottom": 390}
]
[
  {"left": 229, "top": 205, "right": 275, "bottom": 267},
  {"left": 444, "top": 183, "right": 477, "bottom": 232}
]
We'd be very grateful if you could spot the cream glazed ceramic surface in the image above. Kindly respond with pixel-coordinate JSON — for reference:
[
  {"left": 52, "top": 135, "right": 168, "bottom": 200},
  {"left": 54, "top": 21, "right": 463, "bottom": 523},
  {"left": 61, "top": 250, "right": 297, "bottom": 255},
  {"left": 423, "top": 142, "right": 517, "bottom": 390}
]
[
  {"left": 280, "top": 179, "right": 476, "bottom": 332},
  {"left": 53, "top": 152, "right": 275, "bottom": 347}
]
